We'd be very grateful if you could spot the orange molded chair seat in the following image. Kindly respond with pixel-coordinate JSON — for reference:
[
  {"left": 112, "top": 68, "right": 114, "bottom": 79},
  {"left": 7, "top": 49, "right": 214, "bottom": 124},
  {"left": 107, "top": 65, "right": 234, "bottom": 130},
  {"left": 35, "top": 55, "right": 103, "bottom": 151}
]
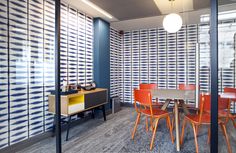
[
  {"left": 141, "top": 108, "right": 169, "bottom": 117},
  {"left": 185, "top": 113, "right": 211, "bottom": 124}
]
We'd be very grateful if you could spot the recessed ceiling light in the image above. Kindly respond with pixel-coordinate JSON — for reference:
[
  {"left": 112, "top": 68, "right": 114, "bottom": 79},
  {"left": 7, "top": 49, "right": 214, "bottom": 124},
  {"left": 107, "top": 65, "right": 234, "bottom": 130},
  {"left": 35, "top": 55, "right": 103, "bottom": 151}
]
[{"left": 81, "top": 0, "right": 113, "bottom": 19}]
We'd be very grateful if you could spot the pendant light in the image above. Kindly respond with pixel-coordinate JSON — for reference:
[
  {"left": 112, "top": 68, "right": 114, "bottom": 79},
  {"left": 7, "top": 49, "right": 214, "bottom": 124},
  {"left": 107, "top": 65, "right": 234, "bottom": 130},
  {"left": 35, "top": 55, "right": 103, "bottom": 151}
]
[{"left": 163, "top": 0, "right": 183, "bottom": 33}]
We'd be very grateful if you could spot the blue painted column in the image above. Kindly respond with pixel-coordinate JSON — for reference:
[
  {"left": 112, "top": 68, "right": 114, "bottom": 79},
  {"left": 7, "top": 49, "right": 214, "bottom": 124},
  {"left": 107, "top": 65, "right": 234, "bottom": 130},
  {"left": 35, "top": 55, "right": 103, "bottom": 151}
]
[{"left": 93, "top": 18, "right": 110, "bottom": 107}]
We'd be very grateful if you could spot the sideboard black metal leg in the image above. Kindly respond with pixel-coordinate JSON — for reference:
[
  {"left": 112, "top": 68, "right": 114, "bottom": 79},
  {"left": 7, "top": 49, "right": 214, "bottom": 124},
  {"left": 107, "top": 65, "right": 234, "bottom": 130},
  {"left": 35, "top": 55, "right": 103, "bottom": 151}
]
[
  {"left": 102, "top": 105, "right": 106, "bottom": 121},
  {"left": 91, "top": 109, "right": 95, "bottom": 119},
  {"left": 52, "top": 114, "right": 56, "bottom": 137},
  {"left": 66, "top": 116, "right": 71, "bottom": 141}
]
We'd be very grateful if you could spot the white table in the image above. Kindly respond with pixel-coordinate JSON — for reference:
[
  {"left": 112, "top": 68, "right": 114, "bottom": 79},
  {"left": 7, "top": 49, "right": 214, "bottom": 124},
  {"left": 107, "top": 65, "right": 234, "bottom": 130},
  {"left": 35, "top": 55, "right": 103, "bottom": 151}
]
[{"left": 151, "top": 89, "right": 195, "bottom": 151}]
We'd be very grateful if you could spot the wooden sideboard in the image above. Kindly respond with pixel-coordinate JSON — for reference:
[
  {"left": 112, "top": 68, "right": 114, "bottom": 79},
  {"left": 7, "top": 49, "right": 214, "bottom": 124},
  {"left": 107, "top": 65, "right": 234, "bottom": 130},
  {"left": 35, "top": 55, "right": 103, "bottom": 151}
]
[
  {"left": 48, "top": 88, "right": 108, "bottom": 116},
  {"left": 48, "top": 88, "right": 108, "bottom": 141}
]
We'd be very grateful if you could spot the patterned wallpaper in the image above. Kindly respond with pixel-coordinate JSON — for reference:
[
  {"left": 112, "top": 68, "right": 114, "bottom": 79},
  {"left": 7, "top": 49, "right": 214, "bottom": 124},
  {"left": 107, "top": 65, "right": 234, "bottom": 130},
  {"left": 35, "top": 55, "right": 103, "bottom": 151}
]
[
  {"left": 0, "top": 0, "right": 93, "bottom": 149},
  {"left": 110, "top": 22, "right": 236, "bottom": 105}
]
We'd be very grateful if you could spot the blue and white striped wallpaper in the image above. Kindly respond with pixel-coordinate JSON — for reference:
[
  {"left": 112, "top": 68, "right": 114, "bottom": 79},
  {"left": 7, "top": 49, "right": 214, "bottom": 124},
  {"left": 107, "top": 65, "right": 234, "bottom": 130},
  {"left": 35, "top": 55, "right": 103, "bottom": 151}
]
[
  {"left": 116, "top": 26, "right": 198, "bottom": 104},
  {"left": 110, "top": 23, "right": 236, "bottom": 105},
  {"left": 0, "top": 0, "right": 9, "bottom": 148},
  {"left": 0, "top": 0, "right": 93, "bottom": 149},
  {"left": 110, "top": 28, "right": 122, "bottom": 98}
]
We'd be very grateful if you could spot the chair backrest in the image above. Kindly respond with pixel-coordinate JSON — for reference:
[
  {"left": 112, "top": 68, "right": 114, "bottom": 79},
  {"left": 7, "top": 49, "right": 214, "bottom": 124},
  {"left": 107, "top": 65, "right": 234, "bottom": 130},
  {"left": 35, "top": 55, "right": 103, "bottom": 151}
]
[
  {"left": 139, "top": 83, "right": 157, "bottom": 90},
  {"left": 202, "top": 94, "right": 229, "bottom": 112},
  {"left": 179, "top": 84, "right": 196, "bottom": 90},
  {"left": 133, "top": 89, "right": 153, "bottom": 115},
  {"left": 224, "top": 87, "right": 236, "bottom": 93},
  {"left": 199, "top": 94, "right": 230, "bottom": 123},
  {"left": 224, "top": 87, "right": 236, "bottom": 102}
]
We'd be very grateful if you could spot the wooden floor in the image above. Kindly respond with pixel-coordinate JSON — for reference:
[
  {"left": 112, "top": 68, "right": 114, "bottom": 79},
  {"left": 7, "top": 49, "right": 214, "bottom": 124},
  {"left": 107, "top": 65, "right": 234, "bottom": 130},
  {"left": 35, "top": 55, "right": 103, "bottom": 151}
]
[{"left": 17, "top": 107, "right": 236, "bottom": 153}]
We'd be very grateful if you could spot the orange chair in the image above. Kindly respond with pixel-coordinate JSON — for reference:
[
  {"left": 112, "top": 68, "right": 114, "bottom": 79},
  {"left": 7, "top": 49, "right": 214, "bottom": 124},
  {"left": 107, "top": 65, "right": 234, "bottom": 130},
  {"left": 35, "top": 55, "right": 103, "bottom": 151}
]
[
  {"left": 139, "top": 83, "right": 163, "bottom": 107},
  {"left": 132, "top": 89, "right": 174, "bottom": 150},
  {"left": 180, "top": 94, "right": 232, "bottom": 153},
  {"left": 139, "top": 83, "right": 163, "bottom": 131},
  {"left": 139, "top": 83, "right": 157, "bottom": 90},
  {"left": 224, "top": 87, "right": 236, "bottom": 128}
]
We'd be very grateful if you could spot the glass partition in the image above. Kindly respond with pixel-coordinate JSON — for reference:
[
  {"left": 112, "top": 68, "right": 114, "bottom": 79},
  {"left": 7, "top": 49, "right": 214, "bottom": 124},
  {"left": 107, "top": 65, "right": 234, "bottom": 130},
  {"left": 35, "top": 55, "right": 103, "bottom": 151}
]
[
  {"left": 0, "top": 0, "right": 56, "bottom": 152},
  {"left": 218, "top": 1, "right": 236, "bottom": 153}
]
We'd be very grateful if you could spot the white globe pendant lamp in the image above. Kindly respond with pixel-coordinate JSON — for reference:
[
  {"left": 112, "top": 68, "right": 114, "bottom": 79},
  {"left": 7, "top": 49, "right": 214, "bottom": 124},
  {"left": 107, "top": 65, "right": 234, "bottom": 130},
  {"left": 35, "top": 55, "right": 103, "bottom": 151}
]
[
  {"left": 163, "top": 13, "right": 182, "bottom": 33},
  {"left": 162, "top": 0, "right": 183, "bottom": 33}
]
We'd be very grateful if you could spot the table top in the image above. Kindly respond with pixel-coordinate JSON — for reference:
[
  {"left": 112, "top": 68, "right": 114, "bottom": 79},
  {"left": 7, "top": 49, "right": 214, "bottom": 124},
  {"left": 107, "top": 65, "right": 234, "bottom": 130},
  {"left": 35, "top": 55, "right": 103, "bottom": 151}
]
[{"left": 151, "top": 89, "right": 195, "bottom": 100}]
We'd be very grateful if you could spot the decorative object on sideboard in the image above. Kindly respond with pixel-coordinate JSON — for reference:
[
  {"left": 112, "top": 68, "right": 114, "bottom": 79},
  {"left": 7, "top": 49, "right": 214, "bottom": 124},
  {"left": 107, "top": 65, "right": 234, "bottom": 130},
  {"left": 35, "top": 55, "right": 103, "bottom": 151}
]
[
  {"left": 80, "top": 81, "right": 97, "bottom": 91},
  {"left": 62, "top": 78, "right": 68, "bottom": 92}
]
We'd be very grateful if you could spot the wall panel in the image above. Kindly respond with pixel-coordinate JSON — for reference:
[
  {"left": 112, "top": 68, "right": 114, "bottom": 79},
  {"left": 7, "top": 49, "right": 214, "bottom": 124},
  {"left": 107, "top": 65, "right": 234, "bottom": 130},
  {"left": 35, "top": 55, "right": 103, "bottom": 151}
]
[
  {"left": 28, "top": 0, "right": 44, "bottom": 137},
  {"left": 60, "top": 3, "right": 68, "bottom": 83},
  {"left": 157, "top": 28, "right": 167, "bottom": 89},
  {"left": 68, "top": 7, "right": 77, "bottom": 84},
  {"left": 177, "top": 26, "right": 187, "bottom": 85},
  {"left": 167, "top": 32, "right": 177, "bottom": 89},
  {"left": 85, "top": 16, "right": 93, "bottom": 84},
  {"left": 131, "top": 30, "right": 139, "bottom": 102},
  {"left": 139, "top": 29, "right": 149, "bottom": 84},
  {"left": 0, "top": 0, "right": 9, "bottom": 148},
  {"left": 110, "top": 28, "right": 122, "bottom": 98},
  {"left": 43, "top": 0, "right": 55, "bottom": 131},
  {"left": 123, "top": 32, "right": 132, "bottom": 103},
  {"left": 148, "top": 29, "right": 158, "bottom": 84},
  {"left": 9, "top": 0, "right": 29, "bottom": 145},
  {"left": 77, "top": 12, "right": 86, "bottom": 85}
]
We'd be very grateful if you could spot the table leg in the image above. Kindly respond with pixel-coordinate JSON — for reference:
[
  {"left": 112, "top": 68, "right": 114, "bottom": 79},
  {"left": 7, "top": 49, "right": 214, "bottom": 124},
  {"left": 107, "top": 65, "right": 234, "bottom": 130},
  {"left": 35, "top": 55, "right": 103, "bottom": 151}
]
[
  {"left": 174, "top": 100, "right": 180, "bottom": 151},
  {"left": 91, "top": 109, "right": 95, "bottom": 119},
  {"left": 66, "top": 116, "right": 71, "bottom": 141},
  {"left": 161, "top": 99, "right": 171, "bottom": 110},
  {"left": 52, "top": 115, "right": 56, "bottom": 137},
  {"left": 181, "top": 101, "right": 190, "bottom": 115},
  {"left": 102, "top": 105, "right": 106, "bottom": 121}
]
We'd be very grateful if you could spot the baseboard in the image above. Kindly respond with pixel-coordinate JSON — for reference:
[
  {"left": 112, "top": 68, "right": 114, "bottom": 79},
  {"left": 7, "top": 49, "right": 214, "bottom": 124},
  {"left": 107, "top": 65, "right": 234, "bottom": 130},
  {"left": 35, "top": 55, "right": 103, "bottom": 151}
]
[
  {"left": 0, "top": 108, "right": 112, "bottom": 153},
  {"left": 120, "top": 102, "right": 133, "bottom": 107},
  {"left": 0, "top": 131, "right": 52, "bottom": 153}
]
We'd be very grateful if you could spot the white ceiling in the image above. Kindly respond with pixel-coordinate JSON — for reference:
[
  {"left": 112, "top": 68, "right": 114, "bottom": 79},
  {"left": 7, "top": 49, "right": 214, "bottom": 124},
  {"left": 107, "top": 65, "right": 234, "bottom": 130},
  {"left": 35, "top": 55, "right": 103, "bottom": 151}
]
[
  {"left": 153, "top": 0, "right": 193, "bottom": 14},
  {"left": 63, "top": 0, "right": 236, "bottom": 31},
  {"left": 62, "top": 0, "right": 119, "bottom": 22}
]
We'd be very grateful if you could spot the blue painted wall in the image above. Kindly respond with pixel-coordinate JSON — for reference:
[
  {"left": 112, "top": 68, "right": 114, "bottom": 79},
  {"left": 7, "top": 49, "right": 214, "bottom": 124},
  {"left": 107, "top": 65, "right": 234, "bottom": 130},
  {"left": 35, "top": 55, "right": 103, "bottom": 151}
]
[{"left": 93, "top": 18, "right": 110, "bottom": 99}]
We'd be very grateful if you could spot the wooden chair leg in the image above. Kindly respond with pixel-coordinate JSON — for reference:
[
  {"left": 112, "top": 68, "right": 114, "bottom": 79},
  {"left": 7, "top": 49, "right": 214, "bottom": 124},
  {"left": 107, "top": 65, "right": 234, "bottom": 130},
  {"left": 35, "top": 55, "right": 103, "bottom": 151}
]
[
  {"left": 145, "top": 116, "right": 149, "bottom": 132},
  {"left": 167, "top": 116, "right": 174, "bottom": 143},
  {"left": 191, "top": 123, "right": 199, "bottom": 153},
  {"left": 150, "top": 118, "right": 159, "bottom": 150},
  {"left": 220, "top": 123, "right": 232, "bottom": 153},
  {"left": 171, "top": 109, "right": 175, "bottom": 131},
  {"left": 195, "top": 125, "right": 199, "bottom": 137},
  {"left": 166, "top": 117, "right": 169, "bottom": 130},
  {"left": 132, "top": 113, "right": 141, "bottom": 140},
  {"left": 231, "top": 118, "right": 236, "bottom": 128},
  {"left": 150, "top": 117, "right": 154, "bottom": 131},
  {"left": 171, "top": 116, "right": 174, "bottom": 131},
  {"left": 207, "top": 126, "right": 211, "bottom": 144},
  {"left": 180, "top": 118, "right": 187, "bottom": 146}
]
